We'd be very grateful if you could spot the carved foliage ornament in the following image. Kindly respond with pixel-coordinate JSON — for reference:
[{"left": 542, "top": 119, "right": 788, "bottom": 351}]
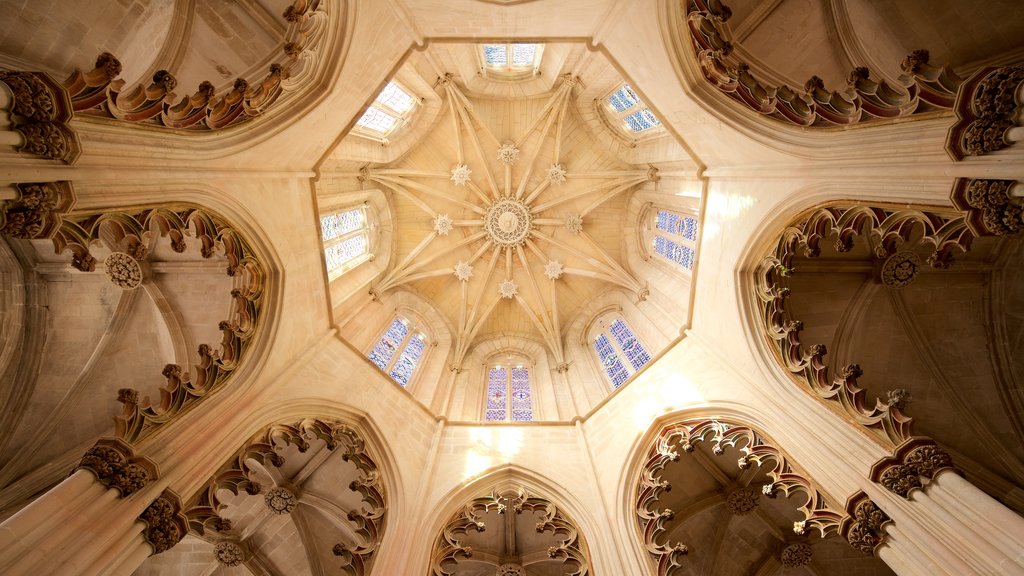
[
  {"left": 140, "top": 489, "right": 188, "bottom": 556},
  {"left": 264, "top": 486, "right": 297, "bottom": 514},
  {"left": 0, "top": 181, "right": 76, "bottom": 240},
  {"left": 214, "top": 541, "right": 245, "bottom": 566},
  {"left": 636, "top": 419, "right": 849, "bottom": 576},
  {"left": 780, "top": 542, "right": 812, "bottom": 567},
  {"left": 947, "top": 65, "right": 1024, "bottom": 160},
  {"left": 185, "top": 419, "right": 385, "bottom": 576},
  {"left": 951, "top": 177, "right": 1023, "bottom": 237},
  {"left": 430, "top": 488, "right": 590, "bottom": 576},
  {"left": 870, "top": 437, "right": 956, "bottom": 498},
  {"left": 0, "top": 70, "right": 80, "bottom": 163},
  {"left": 60, "top": 0, "right": 328, "bottom": 131},
  {"left": 753, "top": 203, "right": 976, "bottom": 446},
  {"left": 840, "top": 492, "right": 891, "bottom": 556},
  {"left": 47, "top": 205, "right": 266, "bottom": 443},
  {"left": 724, "top": 486, "right": 760, "bottom": 515},
  {"left": 75, "top": 438, "right": 157, "bottom": 497},
  {"left": 683, "top": 0, "right": 960, "bottom": 127}
]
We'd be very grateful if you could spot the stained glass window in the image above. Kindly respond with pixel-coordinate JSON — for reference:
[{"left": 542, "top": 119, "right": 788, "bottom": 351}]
[
  {"left": 482, "top": 43, "right": 542, "bottom": 74},
  {"left": 390, "top": 333, "right": 425, "bottom": 387},
  {"left": 321, "top": 208, "right": 364, "bottom": 241},
  {"left": 486, "top": 367, "right": 508, "bottom": 421},
  {"left": 369, "top": 318, "right": 408, "bottom": 370},
  {"left": 510, "top": 368, "right": 532, "bottom": 421},
  {"left": 606, "top": 83, "right": 662, "bottom": 135},
  {"left": 610, "top": 319, "right": 651, "bottom": 371},
  {"left": 607, "top": 85, "right": 640, "bottom": 113},
  {"left": 651, "top": 209, "right": 698, "bottom": 272},
  {"left": 324, "top": 234, "right": 368, "bottom": 271},
  {"left": 484, "top": 44, "right": 508, "bottom": 66},
  {"left": 594, "top": 333, "right": 630, "bottom": 388},
  {"left": 653, "top": 236, "right": 695, "bottom": 270},
  {"left": 655, "top": 210, "right": 697, "bottom": 241},
  {"left": 624, "top": 108, "right": 660, "bottom": 132}
]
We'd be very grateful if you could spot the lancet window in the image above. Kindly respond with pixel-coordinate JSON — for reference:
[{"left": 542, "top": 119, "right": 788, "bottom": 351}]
[
  {"left": 484, "top": 357, "right": 534, "bottom": 422},
  {"left": 605, "top": 83, "right": 661, "bottom": 134},
  {"left": 648, "top": 208, "right": 698, "bottom": 271},
  {"left": 480, "top": 43, "right": 543, "bottom": 79},
  {"left": 368, "top": 316, "right": 428, "bottom": 387},
  {"left": 320, "top": 205, "right": 373, "bottom": 278},
  {"left": 354, "top": 81, "right": 418, "bottom": 138},
  {"left": 591, "top": 316, "right": 652, "bottom": 389}
]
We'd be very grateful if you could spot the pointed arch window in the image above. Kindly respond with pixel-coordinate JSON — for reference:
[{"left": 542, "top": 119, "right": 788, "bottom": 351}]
[
  {"left": 649, "top": 208, "right": 698, "bottom": 271},
  {"left": 484, "top": 360, "right": 533, "bottom": 422},
  {"left": 320, "top": 205, "right": 373, "bottom": 278},
  {"left": 591, "top": 317, "right": 651, "bottom": 389},
  {"left": 354, "top": 81, "right": 419, "bottom": 139},
  {"left": 605, "top": 83, "right": 661, "bottom": 134},
  {"left": 368, "top": 316, "right": 428, "bottom": 387}
]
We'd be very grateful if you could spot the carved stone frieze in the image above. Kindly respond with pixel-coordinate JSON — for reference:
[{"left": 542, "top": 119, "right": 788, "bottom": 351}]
[
  {"left": 950, "top": 178, "right": 1023, "bottom": 237},
  {"left": 60, "top": 0, "right": 330, "bottom": 131},
  {"left": 871, "top": 437, "right": 956, "bottom": 498},
  {"left": 840, "top": 492, "right": 891, "bottom": 555},
  {"left": 0, "top": 70, "right": 80, "bottom": 163},
  {"left": 947, "top": 65, "right": 1024, "bottom": 160},
  {"left": 780, "top": 542, "right": 812, "bottom": 568},
  {"left": 185, "top": 419, "right": 385, "bottom": 576},
  {"left": 637, "top": 419, "right": 847, "bottom": 575},
  {"left": 754, "top": 203, "right": 977, "bottom": 446},
  {"left": 140, "top": 489, "right": 188, "bottom": 556},
  {"left": 431, "top": 488, "right": 589, "bottom": 576},
  {"left": 46, "top": 204, "right": 265, "bottom": 443},
  {"left": 75, "top": 438, "right": 157, "bottom": 497},
  {"left": 682, "top": 1, "right": 960, "bottom": 127},
  {"left": 0, "top": 181, "right": 76, "bottom": 240}
]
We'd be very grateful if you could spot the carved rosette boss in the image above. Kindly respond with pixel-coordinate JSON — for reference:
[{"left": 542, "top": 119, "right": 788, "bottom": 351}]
[{"left": 264, "top": 486, "right": 297, "bottom": 514}]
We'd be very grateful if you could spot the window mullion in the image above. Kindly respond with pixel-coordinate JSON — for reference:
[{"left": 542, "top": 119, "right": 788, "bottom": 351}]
[
  {"left": 386, "top": 331, "right": 413, "bottom": 374},
  {"left": 605, "top": 327, "right": 633, "bottom": 376}
]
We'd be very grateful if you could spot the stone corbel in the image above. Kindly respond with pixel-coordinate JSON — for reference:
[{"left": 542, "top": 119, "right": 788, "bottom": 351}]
[
  {"left": 870, "top": 437, "right": 956, "bottom": 499},
  {"left": 0, "top": 181, "right": 76, "bottom": 240},
  {"left": 140, "top": 489, "right": 188, "bottom": 555},
  {"left": 75, "top": 437, "right": 158, "bottom": 497},
  {"left": 839, "top": 492, "right": 892, "bottom": 556},
  {"left": 946, "top": 65, "right": 1024, "bottom": 160},
  {"left": 950, "top": 177, "right": 1023, "bottom": 237},
  {"left": 0, "top": 70, "right": 80, "bottom": 163}
]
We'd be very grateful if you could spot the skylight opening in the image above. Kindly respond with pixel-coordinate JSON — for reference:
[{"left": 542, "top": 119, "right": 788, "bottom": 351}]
[
  {"left": 604, "top": 83, "right": 663, "bottom": 135},
  {"left": 481, "top": 43, "right": 544, "bottom": 78},
  {"left": 354, "top": 81, "right": 418, "bottom": 137},
  {"left": 320, "top": 206, "right": 372, "bottom": 278}
]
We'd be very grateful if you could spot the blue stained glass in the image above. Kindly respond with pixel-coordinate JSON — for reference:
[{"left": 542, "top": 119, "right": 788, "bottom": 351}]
[
  {"left": 624, "top": 108, "right": 660, "bottom": 132},
  {"left": 510, "top": 368, "right": 532, "bottom": 421},
  {"left": 484, "top": 44, "right": 507, "bottom": 66},
  {"left": 324, "top": 234, "right": 368, "bottom": 272},
  {"left": 682, "top": 217, "right": 697, "bottom": 241},
  {"left": 607, "top": 84, "right": 640, "bottom": 112},
  {"left": 389, "top": 333, "right": 425, "bottom": 387},
  {"left": 368, "top": 318, "right": 408, "bottom": 370},
  {"left": 321, "top": 208, "right": 364, "bottom": 241},
  {"left": 594, "top": 334, "right": 629, "bottom": 388},
  {"left": 486, "top": 367, "right": 508, "bottom": 421},
  {"left": 655, "top": 210, "right": 698, "bottom": 241},
  {"left": 610, "top": 319, "right": 651, "bottom": 371},
  {"left": 510, "top": 44, "right": 537, "bottom": 66},
  {"left": 654, "top": 236, "right": 695, "bottom": 270}
]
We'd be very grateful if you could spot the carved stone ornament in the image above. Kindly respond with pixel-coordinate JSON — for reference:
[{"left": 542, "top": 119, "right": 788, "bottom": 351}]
[
  {"left": 264, "top": 486, "right": 297, "bottom": 514},
  {"left": 682, "top": 0, "right": 961, "bottom": 127},
  {"left": 565, "top": 214, "right": 583, "bottom": 234},
  {"left": 840, "top": 492, "right": 891, "bottom": 556},
  {"left": 725, "top": 486, "right": 760, "bottom": 515},
  {"left": 780, "top": 542, "right": 812, "bottom": 567},
  {"left": 0, "top": 181, "right": 76, "bottom": 240},
  {"left": 498, "top": 279, "right": 519, "bottom": 299},
  {"left": 871, "top": 437, "right": 956, "bottom": 498},
  {"left": 544, "top": 259, "right": 564, "bottom": 280},
  {"left": 637, "top": 419, "right": 847, "bottom": 575},
  {"left": 880, "top": 250, "right": 922, "bottom": 289},
  {"left": 484, "top": 198, "right": 533, "bottom": 247},
  {"left": 46, "top": 205, "right": 267, "bottom": 444},
  {"left": 140, "top": 489, "right": 188, "bottom": 555},
  {"left": 185, "top": 420, "right": 386, "bottom": 576},
  {"left": 75, "top": 438, "right": 157, "bottom": 497},
  {"left": 497, "top": 143, "right": 520, "bottom": 165},
  {"left": 947, "top": 65, "right": 1024, "bottom": 160},
  {"left": 430, "top": 488, "right": 590, "bottom": 576},
  {"left": 547, "top": 163, "right": 567, "bottom": 184},
  {"left": 453, "top": 260, "right": 473, "bottom": 281},
  {"left": 214, "top": 541, "right": 245, "bottom": 566},
  {"left": 0, "top": 70, "right": 80, "bottom": 163},
  {"left": 754, "top": 203, "right": 977, "bottom": 447},
  {"left": 434, "top": 213, "right": 454, "bottom": 236},
  {"left": 950, "top": 178, "right": 1023, "bottom": 237},
  {"left": 450, "top": 163, "right": 472, "bottom": 186},
  {"left": 497, "top": 563, "right": 526, "bottom": 576},
  {"left": 104, "top": 252, "right": 144, "bottom": 289}
]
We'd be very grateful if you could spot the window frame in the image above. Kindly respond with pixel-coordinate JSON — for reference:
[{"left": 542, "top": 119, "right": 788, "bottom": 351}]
[
  {"left": 478, "top": 43, "right": 544, "bottom": 81},
  {"left": 601, "top": 83, "right": 664, "bottom": 139},
  {"left": 351, "top": 80, "right": 421, "bottom": 142},
  {"left": 320, "top": 204, "right": 374, "bottom": 280},
  {"left": 589, "top": 314, "right": 652, "bottom": 390},
  {"left": 366, "top": 315, "right": 430, "bottom": 389},
  {"left": 642, "top": 205, "right": 699, "bottom": 275},
  {"left": 482, "top": 356, "right": 535, "bottom": 422}
]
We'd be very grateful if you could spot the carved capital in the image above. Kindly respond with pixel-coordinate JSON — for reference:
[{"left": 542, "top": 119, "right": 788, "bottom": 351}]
[
  {"left": 840, "top": 492, "right": 891, "bottom": 555},
  {"left": 1, "top": 181, "right": 76, "bottom": 240},
  {"left": 947, "top": 65, "right": 1024, "bottom": 160},
  {"left": 75, "top": 438, "right": 157, "bottom": 497},
  {"left": 951, "top": 177, "right": 1023, "bottom": 237},
  {"left": 0, "top": 70, "right": 80, "bottom": 163},
  {"left": 870, "top": 437, "right": 956, "bottom": 499},
  {"left": 140, "top": 489, "right": 188, "bottom": 555}
]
